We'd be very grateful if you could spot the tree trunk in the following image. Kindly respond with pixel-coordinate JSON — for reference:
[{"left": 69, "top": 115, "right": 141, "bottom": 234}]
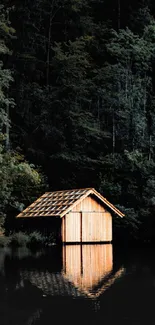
[
  {"left": 46, "top": 11, "right": 52, "bottom": 87},
  {"left": 46, "top": 1, "right": 61, "bottom": 87},
  {"left": 112, "top": 109, "right": 115, "bottom": 156},
  {"left": 118, "top": 0, "right": 121, "bottom": 30},
  {"left": 143, "top": 77, "right": 147, "bottom": 140},
  {"left": 148, "top": 135, "right": 152, "bottom": 161},
  {"left": 125, "top": 67, "right": 128, "bottom": 102},
  {"left": 97, "top": 97, "right": 100, "bottom": 130},
  {"left": 5, "top": 100, "right": 10, "bottom": 151}
]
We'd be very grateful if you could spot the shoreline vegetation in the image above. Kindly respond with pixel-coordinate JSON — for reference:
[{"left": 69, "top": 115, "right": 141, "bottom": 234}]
[
  {"left": 0, "top": 230, "right": 153, "bottom": 249},
  {"left": 0, "top": 231, "right": 56, "bottom": 248}
]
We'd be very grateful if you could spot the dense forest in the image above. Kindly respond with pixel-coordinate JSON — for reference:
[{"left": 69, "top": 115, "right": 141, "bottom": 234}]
[{"left": 1, "top": 0, "right": 155, "bottom": 242}]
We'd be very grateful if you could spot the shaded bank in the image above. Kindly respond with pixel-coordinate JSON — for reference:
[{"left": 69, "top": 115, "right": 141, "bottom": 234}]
[{"left": 0, "top": 231, "right": 56, "bottom": 249}]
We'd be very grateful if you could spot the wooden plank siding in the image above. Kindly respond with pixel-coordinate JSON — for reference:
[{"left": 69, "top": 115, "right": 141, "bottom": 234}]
[
  {"left": 62, "top": 195, "right": 112, "bottom": 243},
  {"left": 72, "top": 195, "right": 106, "bottom": 212},
  {"left": 65, "top": 212, "right": 81, "bottom": 242}
]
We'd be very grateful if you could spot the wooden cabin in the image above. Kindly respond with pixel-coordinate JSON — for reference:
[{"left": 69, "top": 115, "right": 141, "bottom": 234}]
[{"left": 16, "top": 188, "right": 124, "bottom": 243}]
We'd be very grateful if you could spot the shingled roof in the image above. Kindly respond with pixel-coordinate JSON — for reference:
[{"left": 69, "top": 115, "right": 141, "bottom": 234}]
[{"left": 16, "top": 188, "right": 124, "bottom": 218}]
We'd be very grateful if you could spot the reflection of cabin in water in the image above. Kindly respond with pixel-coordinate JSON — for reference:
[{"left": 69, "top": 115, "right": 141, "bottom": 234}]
[
  {"left": 16, "top": 188, "right": 124, "bottom": 243},
  {"left": 18, "top": 245, "right": 125, "bottom": 299},
  {"left": 19, "top": 269, "right": 82, "bottom": 297},
  {"left": 63, "top": 244, "right": 124, "bottom": 298}
]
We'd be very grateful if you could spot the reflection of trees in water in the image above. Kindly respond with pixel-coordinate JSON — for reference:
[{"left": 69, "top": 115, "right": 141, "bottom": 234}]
[
  {"left": 0, "top": 248, "right": 44, "bottom": 325},
  {"left": 2, "top": 246, "right": 155, "bottom": 325},
  {"left": 0, "top": 277, "right": 43, "bottom": 325},
  {"left": 0, "top": 245, "right": 125, "bottom": 325},
  {"left": 0, "top": 248, "right": 12, "bottom": 275},
  {"left": 23, "top": 309, "right": 42, "bottom": 325},
  {"left": 95, "top": 248, "right": 155, "bottom": 325},
  {"left": 0, "top": 261, "right": 43, "bottom": 325}
]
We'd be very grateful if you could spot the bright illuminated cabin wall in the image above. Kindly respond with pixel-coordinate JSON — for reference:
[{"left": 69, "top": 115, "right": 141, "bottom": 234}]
[{"left": 61, "top": 195, "right": 112, "bottom": 243}]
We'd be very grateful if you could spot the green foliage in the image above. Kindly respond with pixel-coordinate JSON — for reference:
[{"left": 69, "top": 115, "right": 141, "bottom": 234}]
[
  {"left": 0, "top": 142, "right": 46, "bottom": 230},
  {"left": 113, "top": 206, "right": 140, "bottom": 243},
  {"left": 0, "top": 235, "right": 9, "bottom": 247},
  {"left": 8, "top": 231, "right": 29, "bottom": 247},
  {"left": 27, "top": 231, "right": 45, "bottom": 247},
  {"left": 0, "top": 5, "right": 15, "bottom": 131},
  {"left": 0, "top": 231, "right": 55, "bottom": 248}
]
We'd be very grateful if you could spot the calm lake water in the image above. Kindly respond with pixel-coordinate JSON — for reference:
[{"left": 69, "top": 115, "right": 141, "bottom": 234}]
[{"left": 0, "top": 244, "right": 155, "bottom": 325}]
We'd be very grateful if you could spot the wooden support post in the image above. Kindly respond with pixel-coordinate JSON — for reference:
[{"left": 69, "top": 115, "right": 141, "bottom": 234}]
[
  {"left": 80, "top": 212, "right": 83, "bottom": 274},
  {"left": 64, "top": 245, "right": 66, "bottom": 273},
  {"left": 80, "top": 244, "right": 83, "bottom": 275},
  {"left": 64, "top": 215, "right": 66, "bottom": 243}
]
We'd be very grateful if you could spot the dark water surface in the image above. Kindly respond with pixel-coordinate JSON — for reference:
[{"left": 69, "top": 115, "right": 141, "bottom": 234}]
[{"left": 0, "top": 244, "right": 155, "bottom": 325}]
